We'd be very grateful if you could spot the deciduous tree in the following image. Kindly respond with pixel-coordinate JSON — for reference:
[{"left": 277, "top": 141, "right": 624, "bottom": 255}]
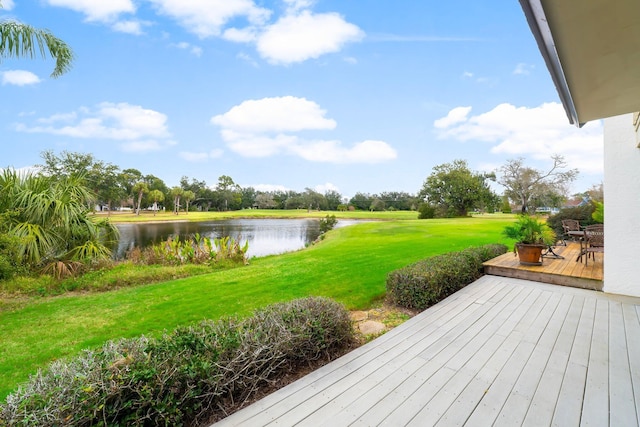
[
  {"left": 215, "top": 175, "right": 241, "bottom": 211},
  {"left": 324, "top": 190, "right": 343, "bottom": 211},
  {"left": 419, "top": 159, "right": 496, "bottom": 217},
  {"left": 498, "top": 155, "right": 578, "bottom": 214}
]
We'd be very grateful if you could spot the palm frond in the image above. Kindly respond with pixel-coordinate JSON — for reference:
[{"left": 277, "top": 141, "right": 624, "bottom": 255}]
[{"left": 0, "top": 20, "right": 74, "bottom": 78}]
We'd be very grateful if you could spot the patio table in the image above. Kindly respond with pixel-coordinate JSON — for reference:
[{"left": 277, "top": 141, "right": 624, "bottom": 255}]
[{"left": 568, "top": 230, "right": 586, "bottom": 261}]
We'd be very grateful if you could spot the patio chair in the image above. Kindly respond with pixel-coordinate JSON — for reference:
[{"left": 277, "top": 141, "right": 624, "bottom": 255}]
[
  {"left": 561, "top": 219, "right": 581, "bottom": 245},
  {"left": 583, "top": 224, "right": 604, "bottom": 266}
]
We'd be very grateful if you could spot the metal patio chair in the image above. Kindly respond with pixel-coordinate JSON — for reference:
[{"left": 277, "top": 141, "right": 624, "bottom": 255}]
[
  {"left": 561, "top": 219, "right": 581, "bottom": 245},
  {"left": 582, "top": 224, "right": 604, "bottom": 265}
]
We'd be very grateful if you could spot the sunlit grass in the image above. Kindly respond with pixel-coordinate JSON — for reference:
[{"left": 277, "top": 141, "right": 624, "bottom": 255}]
[
  {"left": 97, "top": 209, "right": 421, "bottom": 223},
  {"left": 0, "top": 215, "right": 515, "bottom": 399}
]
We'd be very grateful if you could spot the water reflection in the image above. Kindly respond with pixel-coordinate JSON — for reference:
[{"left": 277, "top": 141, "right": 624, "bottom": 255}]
[{"left": 113, "top": 218, "right": 360, "bottom": 259}]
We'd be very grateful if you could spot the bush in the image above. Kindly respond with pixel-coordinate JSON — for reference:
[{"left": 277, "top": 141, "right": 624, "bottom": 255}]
[
  {"left": 318, "top": 214, "right": 338, "bottom": 234},
  {"left": 546, "top": 205, "right": 596, "bottom": 237},
  {"left": 128, "top": 234, "right": 249, "bottom": 266},
  {"left": 386, "top": 244, "right": 508, "bottom": 311},
  {"left": 0, "top": 297, "right": 354, "bottom": 426},
  {"left": 0, "top": 233, "right": 24, "bottom": 280},
  {"left": 592, "top": 202, "right": 604, "bottom": 223},
  {"left": 501, "top": 197, "right": 512, "bottom": 214},
  {"left": 417, "top": 203, "right": 436, "bottom": 219}
]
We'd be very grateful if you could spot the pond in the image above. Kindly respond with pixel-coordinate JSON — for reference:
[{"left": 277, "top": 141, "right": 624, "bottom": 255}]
[{"left": 113, "top": 218, "right": 362, "bottom": 259}]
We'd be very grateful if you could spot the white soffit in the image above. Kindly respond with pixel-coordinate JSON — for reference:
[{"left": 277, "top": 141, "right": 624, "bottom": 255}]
[{"left": 521, "top": 0, "right": 640, "bottom": 125}]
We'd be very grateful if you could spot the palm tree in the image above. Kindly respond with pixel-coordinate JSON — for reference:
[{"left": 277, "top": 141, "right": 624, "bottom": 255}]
[
  {"left": 132, "top": 181, "right": 149, "bottom": 216},
  {"left": 183, "top": 190, "right": 195, "bottom": 214},
  {"left": 0, "top": 169, "right": 118, "bottom": 276},
  {"left": 148, "top": 189, "right": 165, "bottom": 216},
  {"left": 170, "top": 187, "right": 184, "bottom": 215},
  {"left": 0, "top": 1, "right": 74, "bottom": 77}
]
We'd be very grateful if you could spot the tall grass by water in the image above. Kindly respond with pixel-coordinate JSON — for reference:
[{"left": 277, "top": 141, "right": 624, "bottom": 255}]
[{"left": 0, "top": 216, "right": 514, "bottom": 399}]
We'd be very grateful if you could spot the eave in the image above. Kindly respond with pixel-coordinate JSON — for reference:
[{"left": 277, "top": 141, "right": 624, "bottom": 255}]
[{"left": 519, "top": 0, "right": 640, "bottom": 126}]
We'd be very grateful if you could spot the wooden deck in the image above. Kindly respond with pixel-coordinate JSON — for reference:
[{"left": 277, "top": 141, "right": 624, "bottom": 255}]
[
  {"left": 483, "top": 242, "right": 603, "bottom": 291},
  {"left": 213, "top": 276, "right": 640, "bottom": 426}
]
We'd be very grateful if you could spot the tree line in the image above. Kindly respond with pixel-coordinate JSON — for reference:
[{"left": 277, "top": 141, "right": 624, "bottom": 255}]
[
  {"left": 35, "top": 151, "right": 424, "bottom": 215},
  {"left": 21, "top": 150, "right": 586, "bottom": 219},
  {"left": 34, "top": 150, "right": 584, "bottom": 217}
]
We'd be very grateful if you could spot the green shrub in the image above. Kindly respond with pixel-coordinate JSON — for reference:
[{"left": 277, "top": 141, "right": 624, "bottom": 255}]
[
  {"left": 592, "top": 202, "right": 604, "bottom": 223},
  {"left": 0, "top": 233, "right": 24, "bottom": 280},
  {"left": 546, "top": 205, "right": 596, "bottom": 237},
  {"left": 0, "top": 297, "right": 354, "bottom": 426},
  {"left": 129, "top": 234, "right": 249, "bottom": 266},
  {"left": 386, "top": 244, "right": 508, "bottom": 311},
  {"left": 501, "top": 196, "right": 512, "bottom": 214},
  {"left": 319, "top": 214, "right": 338, "bottom": 234},
  {"left": 417, "top": 203, "right": 436, "bottom": 219}
]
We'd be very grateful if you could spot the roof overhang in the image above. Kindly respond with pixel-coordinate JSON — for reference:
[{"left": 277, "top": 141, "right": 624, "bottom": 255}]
[{"left": 519, "top": 0, "right": 640, "bottom": 126}]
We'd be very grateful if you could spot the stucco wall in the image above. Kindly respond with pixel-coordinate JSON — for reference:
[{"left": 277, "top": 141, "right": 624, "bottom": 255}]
[{"left": 603, "top": 113, "right": 640, "bottom": 296}]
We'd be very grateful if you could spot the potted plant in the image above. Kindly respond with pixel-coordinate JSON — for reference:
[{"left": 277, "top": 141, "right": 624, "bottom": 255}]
[{"left": 502, "top": 215, "right": 556, "bottom": 265}]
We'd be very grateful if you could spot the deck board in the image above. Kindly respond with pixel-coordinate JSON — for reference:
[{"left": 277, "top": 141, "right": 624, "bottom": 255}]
[
  {"left": 483, "top": 243, "right": 603, "bottom": 291},
  {"left": 213, "top": 276, "right": 640, "bottom": 427},
  {"left": 521, "top": 295, "right": 584, "bottom": 427}
]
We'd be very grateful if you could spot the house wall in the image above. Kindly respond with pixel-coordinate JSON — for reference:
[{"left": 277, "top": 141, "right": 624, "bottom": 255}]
[{"left": 603, "top": 113, "right": 640, "bottom": 296}]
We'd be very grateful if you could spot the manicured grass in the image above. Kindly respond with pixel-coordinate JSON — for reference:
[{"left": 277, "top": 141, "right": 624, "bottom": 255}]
[
  {"left": 98, "top": 209, "right": 421, "bottom": 223},
  {"left": 0, "top": 216, "right": 514, "bottom": 399}
]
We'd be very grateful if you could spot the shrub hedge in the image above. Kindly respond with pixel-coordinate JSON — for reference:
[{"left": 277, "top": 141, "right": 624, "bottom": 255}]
[
  {"left": 546, "top": 205, "right": 596, "bottom": 238},
  {"left": 0, "top": 297, "right": 354, "bottom": 426},
  {"left": 386, "top": 244, "right": 508, "bottom": 311}
]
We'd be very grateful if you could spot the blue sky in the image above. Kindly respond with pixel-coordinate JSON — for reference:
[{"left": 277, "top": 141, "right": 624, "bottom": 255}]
[{"left": 0, "top": 0, "right": 603, "bottom": 198}]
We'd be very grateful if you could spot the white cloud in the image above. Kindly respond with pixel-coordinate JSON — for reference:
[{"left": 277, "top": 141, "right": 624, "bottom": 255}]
[
  {"left": 46, "top": 0, "right": 135, "bottom": 22},
  {"left": 513, "top": 62, "right": 534, "bottom": 75},
  {"left": 42, "top": 0, "right": 360, "bottom": 64},
  {"left": 171, "top": 42, "right": 203, "bottom": 57},
  {"left": 112, "top": 20, "right": 146, "bottom": 35},
  {"left": 314, "top": 182, "right": 339, "bottom": 193},
  {"left": 434, "top": 102, "right": 604, "bottom": 174},
  {"left": 461, "top": 71, "right": 494, "bottom": 85},
  {"left": 1, "top": 70, "right": 41, "bottom": 86},
  {"left": 212, "top": 96, "right": 336, "bottom": 133},
  {"left": 256, "top": 11, "right": 364, "bottom": 64},
  {"left": 179, "top": 149, "right": 224, "bottom": 162},
  {"left": 252, "top": 183, "right": 290, "bottom": 192},
  {"left": 147, "top": 0, "right": 271, "bottom": 38},
  {"left": 283, "top": 0, "right": 315, "bottom": 13},
  {"left": 290, "top": 139, "right": 397, "bottom": 164},
  {"left": 433, "top": 106, "right": 471, "bottom": 129},
  {"left": 222, "top": 132, "right": 298, "bottom": 157},
  {"left": 223, "top": 27, "right": 258, "bottom": 43},
  {"left": 36, "top": 112, "right": 78, "bottom": 124},
  {"left": 2, "top": 0, "right": 15, "bottom": 10},
  {"left": 16, "top": 102, "right": 176, "bottom": 153},
  {"left": 212, "top": 96, "right": 396, "bottom": 164}
]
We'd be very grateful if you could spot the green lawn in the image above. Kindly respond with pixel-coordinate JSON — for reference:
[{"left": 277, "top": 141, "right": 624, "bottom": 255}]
[
  {"left": 0, "top": 216, "right": 515, "bottom": 399},
  {"left": 99, "top": 209, "right": 421, "bottom": 223}
]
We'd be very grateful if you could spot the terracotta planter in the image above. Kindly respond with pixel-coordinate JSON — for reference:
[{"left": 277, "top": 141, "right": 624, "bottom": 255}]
[{"left": 515, "top": 243, "right": 546, "bottom": 266}]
